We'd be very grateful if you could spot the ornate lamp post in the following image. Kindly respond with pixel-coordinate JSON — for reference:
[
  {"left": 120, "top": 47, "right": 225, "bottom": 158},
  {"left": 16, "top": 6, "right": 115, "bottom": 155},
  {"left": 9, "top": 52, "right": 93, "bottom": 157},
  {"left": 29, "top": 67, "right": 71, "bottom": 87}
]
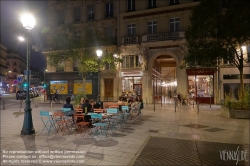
[
  {"left": 96, "top": 49, "right": 102, "bottom": 103},
  {"left": 20, "top": 13, "right": 36, "bottom": 135},
  {"left": 44, "top": 69, "right": 47, "bottom": 102}
]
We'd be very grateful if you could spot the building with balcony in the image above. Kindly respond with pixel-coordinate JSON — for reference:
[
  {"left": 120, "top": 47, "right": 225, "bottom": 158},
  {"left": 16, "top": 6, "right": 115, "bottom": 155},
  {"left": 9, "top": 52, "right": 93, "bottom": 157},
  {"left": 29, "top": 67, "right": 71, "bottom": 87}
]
[
  {"left": 118, "top": 0, "right": 200, "bottom": 103},
  {"left": 43, "top": 0, "right": 119, "bottom": 100},
  {"left": 6, "top": 50, "right": 26, "bottom": 93},
  {"left": 42, "top": 0, "right": 249, "bottom": 104},
  {"left": 0, "top": 43, "right": 8, "bottom": 93}
]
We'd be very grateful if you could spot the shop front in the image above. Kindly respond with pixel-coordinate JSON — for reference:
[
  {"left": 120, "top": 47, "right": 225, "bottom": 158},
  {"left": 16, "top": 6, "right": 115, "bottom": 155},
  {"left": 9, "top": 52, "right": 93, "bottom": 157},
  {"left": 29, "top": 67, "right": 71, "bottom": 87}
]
[
  {"left": 121, "top": 71, "right": 142, "bottom": 97},
  {"left": 186, "top": 69, "right": 216, "bottom": 104}
]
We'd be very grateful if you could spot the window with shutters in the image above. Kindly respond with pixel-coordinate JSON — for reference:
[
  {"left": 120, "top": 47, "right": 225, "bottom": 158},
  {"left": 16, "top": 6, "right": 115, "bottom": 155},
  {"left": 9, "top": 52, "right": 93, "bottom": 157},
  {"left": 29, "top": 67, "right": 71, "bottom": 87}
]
[
  {"left": 122, "top": 55, "right": 141, "bottom": 68},
  {"left": 148, "top": 0, "right": 157, "bottom": 9},
  {"left": 148, "top": 21, "right": 157, "bottom": 34},
  {"left": 74, "top": 6, "right": 81, "bottom": 23},
  {"left": 57, "top": 10, "right": 64, "bottom": 25},
  {"left": 105, "top": 3, "right": 113, "bottom": 18},
  {"left": 169, "top": 0, "right": 180, "bottom": 6},
  {"left": 127, "top": 0, "right": 135, "bottom": 12},
  {"left": 127, "top": 24, "right": 136, "bottom": 36},
  {"left": 87, "top": 4, "right": 95, "bottom": 21},
  {"left": 170, "top": 18, "right": 180, "bottom": 32}
]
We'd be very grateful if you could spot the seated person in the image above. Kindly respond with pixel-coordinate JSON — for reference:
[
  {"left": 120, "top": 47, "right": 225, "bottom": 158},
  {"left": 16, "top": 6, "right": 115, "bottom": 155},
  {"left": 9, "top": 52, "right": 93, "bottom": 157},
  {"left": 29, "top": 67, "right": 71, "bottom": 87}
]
[
  {"left": 63, "top": 96, "right": 74, "bottom": 110},
  {"left": 81, "top": 99, "right": 92, "bottom": 113},
  {"left": 63, "top": 96, "right": 74, "bottom": 122},
  {"left": 90, "top": 99, "right": 102, "bottom": 110}
]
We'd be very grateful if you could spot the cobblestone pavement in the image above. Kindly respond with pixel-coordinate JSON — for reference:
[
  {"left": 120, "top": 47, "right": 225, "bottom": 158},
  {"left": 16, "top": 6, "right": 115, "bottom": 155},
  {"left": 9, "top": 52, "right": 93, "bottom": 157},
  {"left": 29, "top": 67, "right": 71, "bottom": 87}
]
[{"left": 0, "top": 96, "right": 249, "bottom": 165}]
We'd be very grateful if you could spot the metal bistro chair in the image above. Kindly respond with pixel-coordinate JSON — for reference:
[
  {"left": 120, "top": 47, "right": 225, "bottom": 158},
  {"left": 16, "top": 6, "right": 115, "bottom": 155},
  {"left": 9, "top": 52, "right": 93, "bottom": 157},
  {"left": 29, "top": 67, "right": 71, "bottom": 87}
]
[
  {"left": 90, "top": 113, "right": 108, "bottom": 139},
  {"left": 121, "top": 105, "right": 131, "bottom": 125},
  {"left": 53, "top": 112, "right": 72, "bottom": 135},
  {"left": 40, "top": 111, "right": 56, "bottom": 135},
  {"left": 94, "top": 108, "right": 104, "bottom": 113},
  {"left": 73, "top": 114, "right": 91, "bottom": 138},
  {"left": 105, "top": 108, "right": 122, "bottom": 132}
]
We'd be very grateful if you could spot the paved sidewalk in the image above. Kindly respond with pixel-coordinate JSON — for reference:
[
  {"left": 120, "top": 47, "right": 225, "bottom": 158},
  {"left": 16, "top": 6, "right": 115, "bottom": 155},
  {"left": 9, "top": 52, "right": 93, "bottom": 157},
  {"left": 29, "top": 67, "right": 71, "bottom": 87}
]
[{"left": 0, "top": 102, "right": 249, "bottom": 166}]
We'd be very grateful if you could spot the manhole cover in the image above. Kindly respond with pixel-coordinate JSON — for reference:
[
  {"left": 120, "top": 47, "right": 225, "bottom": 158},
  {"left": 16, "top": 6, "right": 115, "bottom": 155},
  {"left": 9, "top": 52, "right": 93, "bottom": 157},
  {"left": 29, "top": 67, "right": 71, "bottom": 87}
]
[
  {"left": 204, "top": 128, "right": 225, "bottom": 132},
  {"left": 182, "top": 124, "right": 209, "bottom": 128},
  {"left": 148, "top": 130, "right": 159, "bottom": 133}
]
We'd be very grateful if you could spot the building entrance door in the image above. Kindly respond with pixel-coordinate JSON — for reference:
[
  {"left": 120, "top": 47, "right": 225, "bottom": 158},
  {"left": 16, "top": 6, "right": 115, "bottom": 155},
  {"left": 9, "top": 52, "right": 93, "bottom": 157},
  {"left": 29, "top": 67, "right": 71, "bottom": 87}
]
[{"left": 104, "top": 78, "right": 113, "bottom": 101}]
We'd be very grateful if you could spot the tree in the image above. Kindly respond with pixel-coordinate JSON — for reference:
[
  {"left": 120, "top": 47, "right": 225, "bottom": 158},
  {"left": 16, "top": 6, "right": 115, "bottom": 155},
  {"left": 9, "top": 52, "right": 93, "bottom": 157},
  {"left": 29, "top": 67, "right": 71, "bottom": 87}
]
[
  {"left": 46, "top": 23, "right": 122, "bottom": 94},
  {"left": 184, "top": 0, "right": 250, "bottom": 97}
]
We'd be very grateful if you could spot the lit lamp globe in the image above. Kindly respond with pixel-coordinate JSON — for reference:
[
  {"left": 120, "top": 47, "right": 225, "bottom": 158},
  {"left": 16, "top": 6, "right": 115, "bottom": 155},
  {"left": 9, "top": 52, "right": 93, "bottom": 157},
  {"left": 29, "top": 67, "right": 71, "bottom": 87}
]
[
  {"left": 20, "top": 13, "right": 36, "bottom": 30},
  {"left": 96, "top": 50, "right": 103, "bottom": 58}
]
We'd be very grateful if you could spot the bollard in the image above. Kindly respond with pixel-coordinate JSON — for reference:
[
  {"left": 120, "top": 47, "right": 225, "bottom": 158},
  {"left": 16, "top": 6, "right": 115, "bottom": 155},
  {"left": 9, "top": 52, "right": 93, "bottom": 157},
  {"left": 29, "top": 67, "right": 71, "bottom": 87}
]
[
  {"left": 197, "top": 101, "right": 199, "bottom": 114},
  {"left": 153, "top": 97, "right": 155, "bottom": 112},
  {"left": 210, "top": 96, "right": 211, "bottom": 108},
  {"left": 20, "top": 100, "right": 22, "bottom": 108},
  {"left": 175, "top": 99, "right": 176, "bottom": 112},
  {"left": 35, "top": 103, "right": 38, "bottom": 108},
  {"left": 50, "top": 102, "right": 53, "bottom": 108},
  {"left": 3, "top": 100, "right": 5, "bottom": 110}
]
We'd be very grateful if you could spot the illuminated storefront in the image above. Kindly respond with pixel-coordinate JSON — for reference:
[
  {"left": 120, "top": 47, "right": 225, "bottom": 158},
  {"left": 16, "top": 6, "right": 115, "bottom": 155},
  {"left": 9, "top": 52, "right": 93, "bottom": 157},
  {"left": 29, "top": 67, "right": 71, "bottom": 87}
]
[
  {"left": 121, "top": 71, "right": 142, "bottom": 97},
  {"left": 186, "top": 69, "right": 215, "bottom": 104}
]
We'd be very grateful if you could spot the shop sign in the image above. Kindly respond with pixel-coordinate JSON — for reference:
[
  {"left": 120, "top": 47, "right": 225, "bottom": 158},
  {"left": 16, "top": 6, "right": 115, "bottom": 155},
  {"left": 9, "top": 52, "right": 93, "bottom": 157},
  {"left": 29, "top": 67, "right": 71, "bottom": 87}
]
[
  {"left": 186, "top": 69, "right": 216, "bottom": 75},
  {"left": 121, "top": 71, "right": 142, "bottom": 77}
]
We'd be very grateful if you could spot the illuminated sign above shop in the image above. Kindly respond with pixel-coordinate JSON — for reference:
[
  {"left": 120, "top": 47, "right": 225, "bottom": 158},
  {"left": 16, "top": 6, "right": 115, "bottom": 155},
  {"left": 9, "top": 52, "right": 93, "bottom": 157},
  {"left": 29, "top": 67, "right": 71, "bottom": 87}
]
[{"left": 121, "top": 71, "right": 143, "bottom": 77}]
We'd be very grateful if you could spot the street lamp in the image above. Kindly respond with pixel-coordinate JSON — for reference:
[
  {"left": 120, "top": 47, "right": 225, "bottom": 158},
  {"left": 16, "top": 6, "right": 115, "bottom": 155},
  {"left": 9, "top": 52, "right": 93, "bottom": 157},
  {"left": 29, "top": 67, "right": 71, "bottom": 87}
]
[
  {"left": 20, "top": 13, "right": 36, "bottom": 135},
  {"left": 96, "top": 49, "right": 102, "bottom": 103},
  {"left": 44, "top": 69, "right": 47, "bottom": 102}
]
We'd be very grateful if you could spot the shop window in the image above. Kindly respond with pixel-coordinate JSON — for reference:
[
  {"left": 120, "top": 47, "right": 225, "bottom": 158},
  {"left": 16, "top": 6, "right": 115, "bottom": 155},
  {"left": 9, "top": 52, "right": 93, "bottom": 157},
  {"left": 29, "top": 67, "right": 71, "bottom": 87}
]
[
  {"left": 122, "top": 55, "right": 141, "bottom": 68},
  {"left": 105, "top": 3, "right": 113, "bottom": 18},
  {"left": 122, "top": 77, "right": 142, "bottom": 92},
  {"left": 127, "top": 23, "right": 136, "bottom": 36},
  {"left": 148, "top": 21, "right": 157, "bottom": 34},
  {"left": 188, "top": 75, "right": 213, "bottom": 98},
  {"left": 50, "top": 80, "right": 68, "bottom": 94}
]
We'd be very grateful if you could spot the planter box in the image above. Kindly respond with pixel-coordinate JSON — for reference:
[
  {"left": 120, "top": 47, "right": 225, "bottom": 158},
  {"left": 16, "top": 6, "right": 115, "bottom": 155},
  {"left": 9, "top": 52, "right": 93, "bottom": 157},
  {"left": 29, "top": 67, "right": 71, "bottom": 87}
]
[
  {"left": 221, "top": 106, "right": 250, "bottom": 119},
  {"left": 235, "top": 110, "right": 250, "bottom": 119}
]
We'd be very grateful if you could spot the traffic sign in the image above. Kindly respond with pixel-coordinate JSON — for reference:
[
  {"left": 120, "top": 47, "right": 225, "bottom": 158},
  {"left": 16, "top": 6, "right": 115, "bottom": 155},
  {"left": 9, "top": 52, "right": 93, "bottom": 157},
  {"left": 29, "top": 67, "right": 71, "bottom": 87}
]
[
  {"left": 24, "top": 70, "right": 31, "bottom": 75},
  {"left": 13, "top": 80, "right": 18, "bottom": 85},
  {"left": 17, "top": 77, "right": 22, "bottom": 83}
]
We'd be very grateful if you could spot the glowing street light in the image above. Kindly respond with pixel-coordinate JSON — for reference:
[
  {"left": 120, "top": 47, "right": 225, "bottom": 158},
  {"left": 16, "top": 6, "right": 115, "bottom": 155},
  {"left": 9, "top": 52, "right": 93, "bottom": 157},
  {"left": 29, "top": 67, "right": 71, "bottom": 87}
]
[
  {"left": 20, "top": 13, "right": 36, "bottom": 135},
  {"left": 96, "top": 49, "right": 102, "bottom": 103}
]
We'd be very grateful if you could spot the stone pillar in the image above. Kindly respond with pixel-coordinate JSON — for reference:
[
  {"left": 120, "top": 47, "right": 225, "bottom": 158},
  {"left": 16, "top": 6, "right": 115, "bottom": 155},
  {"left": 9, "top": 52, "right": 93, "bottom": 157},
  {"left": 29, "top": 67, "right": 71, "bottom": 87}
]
[
  {"left": 176, "top": 68, "right": 188, "bottom": 98},
  {"left": 142, "top": 70, "right": 152, "bottom": 104}
]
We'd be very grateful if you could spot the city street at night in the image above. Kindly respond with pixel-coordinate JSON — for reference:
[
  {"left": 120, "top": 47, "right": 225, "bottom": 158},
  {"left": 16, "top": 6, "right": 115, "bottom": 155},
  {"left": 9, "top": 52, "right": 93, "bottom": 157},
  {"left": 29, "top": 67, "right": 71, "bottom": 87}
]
[{"left": 0, "top": 96, "right": 249, "bottom": 165}]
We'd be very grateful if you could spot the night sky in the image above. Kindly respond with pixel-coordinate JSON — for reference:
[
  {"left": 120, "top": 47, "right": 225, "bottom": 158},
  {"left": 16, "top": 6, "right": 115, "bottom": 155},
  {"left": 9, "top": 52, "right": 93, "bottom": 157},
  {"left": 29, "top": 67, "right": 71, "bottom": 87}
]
[{"left": 1, "top": 1, "right": 48, "bottom": 72}]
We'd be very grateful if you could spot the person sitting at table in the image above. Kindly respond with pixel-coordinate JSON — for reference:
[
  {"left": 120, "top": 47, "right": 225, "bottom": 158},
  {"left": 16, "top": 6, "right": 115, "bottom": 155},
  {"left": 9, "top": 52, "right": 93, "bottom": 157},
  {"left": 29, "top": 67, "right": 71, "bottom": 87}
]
[
  {"left": 63, "top": 96, "right": 74, "bottom": 110},
  {"left": 131, "top": 98, "right": 140, "bottom": 116},
  {"left": 81, "top": 99, "right": 92, "bottom": 113},
  {"left": 80, "top": 97, "right": 85, "bottom": 104},
  {"left": 63, "top": 96, "right": 75, "bottom": 123},
  {"left": 117, "top": 97, "right": 124, "bottom": 111},
  {"left": 81, "top": 99, "right": 92, "bottom": 124}
]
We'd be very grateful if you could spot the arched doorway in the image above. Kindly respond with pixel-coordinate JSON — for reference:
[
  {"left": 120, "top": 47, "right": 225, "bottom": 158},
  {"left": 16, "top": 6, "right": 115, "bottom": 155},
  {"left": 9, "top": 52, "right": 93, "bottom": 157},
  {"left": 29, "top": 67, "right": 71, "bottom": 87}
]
[{"left": 151, "top": 55, "right": 177, "bottom": 104}]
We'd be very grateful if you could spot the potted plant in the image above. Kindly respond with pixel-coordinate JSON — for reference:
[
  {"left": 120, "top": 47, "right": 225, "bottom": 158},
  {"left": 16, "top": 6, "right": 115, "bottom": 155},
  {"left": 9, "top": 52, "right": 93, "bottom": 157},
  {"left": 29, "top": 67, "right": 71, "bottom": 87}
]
[{"left": 221, "top": 86, "right": 250, "bottom": 118}]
